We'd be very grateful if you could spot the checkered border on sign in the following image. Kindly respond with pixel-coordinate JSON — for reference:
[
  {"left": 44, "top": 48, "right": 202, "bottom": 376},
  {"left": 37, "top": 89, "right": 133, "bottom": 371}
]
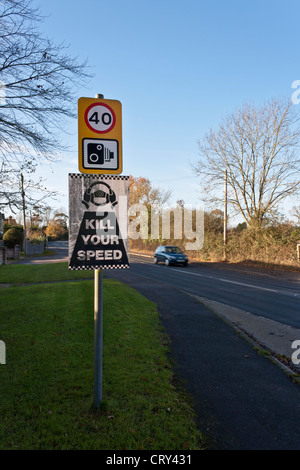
[
  {"left": 69, "top": 173, "right": 129, "bottom": 180},
  {"left": 69, "top": 173, "right": 129, "bottom": 271},
  {"left": 69, "top": 264, "right": 129, "bottom": 270}
]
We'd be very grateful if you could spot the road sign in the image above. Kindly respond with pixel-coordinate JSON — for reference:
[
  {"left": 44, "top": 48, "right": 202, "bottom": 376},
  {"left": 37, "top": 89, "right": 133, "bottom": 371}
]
[
  {"left": 68, "top": 173, "right": 129, "bottom": 270},
  {"left": 78, "top": 97, "right": 122, "bottom": 174}
]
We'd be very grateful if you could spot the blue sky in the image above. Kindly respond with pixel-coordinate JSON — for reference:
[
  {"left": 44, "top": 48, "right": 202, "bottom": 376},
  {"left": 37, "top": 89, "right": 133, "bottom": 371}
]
[{"left": 33, "top": 0, "right": 300, "bottom": 220}]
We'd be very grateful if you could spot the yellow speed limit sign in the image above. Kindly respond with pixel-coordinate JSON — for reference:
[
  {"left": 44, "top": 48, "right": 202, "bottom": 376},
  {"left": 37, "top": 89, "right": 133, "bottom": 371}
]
[{"left": 78, "top": 97, "right": 122, "bottom": 174}]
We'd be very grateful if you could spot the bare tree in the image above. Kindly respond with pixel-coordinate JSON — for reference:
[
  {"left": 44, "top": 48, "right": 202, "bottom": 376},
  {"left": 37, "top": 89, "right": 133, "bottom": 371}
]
[
  {"left": 292, "top": 205, "right": 300, "bottom": 225},
  {"left": 129, "top": 175, "right": 172, "bottom": 208},
  {"left": 0, "top": 161, "right": 58, "bottom": 253},
  {"left": 0, "top": 161, "right": 57, "bottom": 221},
  {"left": 0, "top": 0, "right": 90, "bottom": 166},
  {"left": 193, "top": 98, "right": 300, "bottom": 228}
]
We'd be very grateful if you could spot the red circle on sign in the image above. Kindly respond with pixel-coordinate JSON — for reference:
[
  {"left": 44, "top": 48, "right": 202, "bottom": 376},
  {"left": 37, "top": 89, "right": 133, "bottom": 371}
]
[{"left": 84, "top": 102, "right": 116, "bottom": 134}]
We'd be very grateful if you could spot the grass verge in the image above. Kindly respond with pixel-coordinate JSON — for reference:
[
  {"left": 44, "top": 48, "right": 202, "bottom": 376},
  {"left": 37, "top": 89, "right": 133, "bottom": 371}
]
[
  {"left": 0, "top": 262, "right": 93, "bottom": 285},
  {"left": 0, "top": 263, "right": 204, "bottom": 450}
]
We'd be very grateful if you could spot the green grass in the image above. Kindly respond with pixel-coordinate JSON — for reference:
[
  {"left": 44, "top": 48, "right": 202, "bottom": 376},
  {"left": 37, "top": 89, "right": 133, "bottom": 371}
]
[
  {"left": 0, "top": 263, "right": 204, "bottom": 450},
  {"left": 0, "top": 262, "right": 93, "bottom": 284}
]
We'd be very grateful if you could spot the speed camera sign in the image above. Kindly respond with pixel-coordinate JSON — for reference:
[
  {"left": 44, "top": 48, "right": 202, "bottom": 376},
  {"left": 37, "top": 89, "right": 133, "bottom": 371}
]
[{"left": 78, "top": 97, "right": 122, "bottom": 174}]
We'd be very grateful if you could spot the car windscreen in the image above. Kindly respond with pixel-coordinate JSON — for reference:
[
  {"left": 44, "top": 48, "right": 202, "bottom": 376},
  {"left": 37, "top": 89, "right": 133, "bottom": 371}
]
[{"left": 165, "top": 247, "right": 182, "bottom": 253}]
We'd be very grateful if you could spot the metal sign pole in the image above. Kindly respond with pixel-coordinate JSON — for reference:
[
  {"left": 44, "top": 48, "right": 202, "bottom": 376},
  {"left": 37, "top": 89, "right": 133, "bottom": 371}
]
[
  {"left": 71, "top": 92, "right": 127, "bottom": 408},
  {"left": 94, "top": 268, "right": 103, "bottom": 407}
]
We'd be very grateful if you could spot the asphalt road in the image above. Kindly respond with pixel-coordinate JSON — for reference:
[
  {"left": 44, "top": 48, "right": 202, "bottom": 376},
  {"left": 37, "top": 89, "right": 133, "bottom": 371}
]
[
  {"left": 104, "top": 252, "right": 300, "bottom": 450},
  {"left": 115, "top": 253, "right": 300, "bottom": 361},
  {"left": 128, "top": 253, "right": 300, "bottom": 328},
  {"left": 14, "top": 244, "right": 300, "bottom": 449},
  {"left": 14, "top": 240, "right": 69, "bottom": 265}
]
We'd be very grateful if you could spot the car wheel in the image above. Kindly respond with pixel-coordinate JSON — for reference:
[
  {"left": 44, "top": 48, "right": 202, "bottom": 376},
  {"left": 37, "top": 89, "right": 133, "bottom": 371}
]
[
  {"left": 165, "top": 259, "right": 170, "bottom": 266},
  {"left": 184, "top": 262, "right": 188, "bottom": 267},
  {"left": 154, "top": 257, "right": 158, "bottom": 264}
]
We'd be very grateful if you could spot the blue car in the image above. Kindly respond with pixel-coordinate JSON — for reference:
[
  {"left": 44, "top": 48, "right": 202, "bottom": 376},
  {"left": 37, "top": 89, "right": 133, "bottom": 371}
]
[{"left": 154, "top": 245, "right": 188, "bottom": 266}]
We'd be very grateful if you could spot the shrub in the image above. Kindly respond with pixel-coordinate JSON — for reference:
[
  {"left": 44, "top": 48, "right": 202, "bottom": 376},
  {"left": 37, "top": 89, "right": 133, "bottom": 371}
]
[
  {"left": 3, "top": 223, "right": 23, "bottom": 234},
  {"left": 45, "top": 220, "right": 68, "bottom": 240},
  {"left": 27, "top": 227, "right": 45, "bottom": 245},
  {"left": 3, "top": 228, "right": 24, "bottom": 248}
]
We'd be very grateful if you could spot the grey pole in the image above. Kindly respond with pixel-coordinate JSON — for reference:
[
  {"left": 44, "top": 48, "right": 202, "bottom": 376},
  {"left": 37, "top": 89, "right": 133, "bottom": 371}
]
[
  {"left": 94, "top": 268, "right": 103, "bottom": 407},
  {"left": 93, "top": 91, "right": 104, "bottom": 407}
]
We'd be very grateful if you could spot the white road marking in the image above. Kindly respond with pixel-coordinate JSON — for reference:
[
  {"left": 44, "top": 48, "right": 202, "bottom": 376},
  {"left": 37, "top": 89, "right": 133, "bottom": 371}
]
[
  {"left": 129, "top": 254, "right": 300, "bottom": 298},
  {"left": 167, "top": 268, "right": 300, "bottom": 298}
]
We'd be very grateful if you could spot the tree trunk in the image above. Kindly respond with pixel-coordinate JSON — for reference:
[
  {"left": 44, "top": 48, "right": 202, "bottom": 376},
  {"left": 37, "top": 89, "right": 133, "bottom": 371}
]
[{"left": 21, "top": 173, "right": 27, "bottom": 256}]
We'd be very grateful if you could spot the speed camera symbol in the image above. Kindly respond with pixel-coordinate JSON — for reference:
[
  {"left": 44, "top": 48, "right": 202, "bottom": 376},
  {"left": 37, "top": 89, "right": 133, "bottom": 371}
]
[
  {"left": 82, "top": 138, "right": 119, "bottom": 170},
  {"left": 87, "top": 143, "right": 114, "bottom": 165}
]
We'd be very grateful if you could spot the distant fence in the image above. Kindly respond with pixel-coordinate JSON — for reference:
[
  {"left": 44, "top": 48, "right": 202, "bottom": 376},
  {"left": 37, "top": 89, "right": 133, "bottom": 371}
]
[
  {"left": 25, "top": 241, "right": 45, "bottom": 256},
  {"left": 0, "top": 244, "right": 21, "bottom": 264},
  {"left": 6, "top": 244, "right": 21, "bottom": 260},
  {"left": 0, "top": 240, "right": 46, "bottom": 264},
  {"left": 0, "top": 245, "right": 7, "bottom": 264}
]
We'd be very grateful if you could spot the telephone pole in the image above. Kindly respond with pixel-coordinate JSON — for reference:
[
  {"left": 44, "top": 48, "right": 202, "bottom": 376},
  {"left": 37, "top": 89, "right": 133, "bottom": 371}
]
[{"left": 223, "top": 170, "right": 227, "bottom": 260}]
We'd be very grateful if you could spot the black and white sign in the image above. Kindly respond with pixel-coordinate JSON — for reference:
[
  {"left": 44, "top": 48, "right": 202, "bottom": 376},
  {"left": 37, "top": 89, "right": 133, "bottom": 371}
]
[
  {"left": 69, "top": 174, "right": 129, "bottom": 270},
  {"left": 82, "top": 138, "right": 119, "bottom": 170}
]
